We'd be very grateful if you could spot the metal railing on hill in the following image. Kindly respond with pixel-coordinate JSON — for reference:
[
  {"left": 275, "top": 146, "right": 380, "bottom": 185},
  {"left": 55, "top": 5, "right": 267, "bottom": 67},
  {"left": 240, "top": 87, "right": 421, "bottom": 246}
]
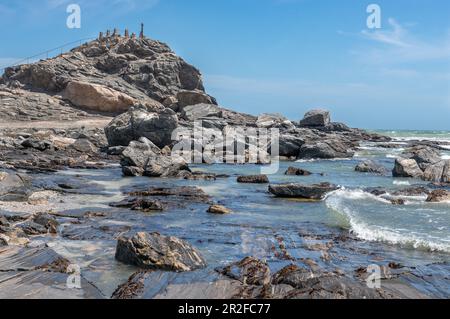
[{"left": 0, "top": 36, "right": 97, "bottom": 75}]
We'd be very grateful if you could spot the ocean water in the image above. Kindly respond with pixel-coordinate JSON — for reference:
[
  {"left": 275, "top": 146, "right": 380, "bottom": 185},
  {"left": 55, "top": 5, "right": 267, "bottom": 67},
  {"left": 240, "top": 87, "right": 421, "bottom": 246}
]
[{"left": 20, "top": 129, "right": 450, "bottom": 297}]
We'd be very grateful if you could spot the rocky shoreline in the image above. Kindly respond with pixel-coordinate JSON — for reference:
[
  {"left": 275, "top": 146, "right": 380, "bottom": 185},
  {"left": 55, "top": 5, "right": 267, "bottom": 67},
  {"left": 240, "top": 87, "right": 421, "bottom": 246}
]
[{"left": 1, "top": 31, "right": 449, "bottom": 299}]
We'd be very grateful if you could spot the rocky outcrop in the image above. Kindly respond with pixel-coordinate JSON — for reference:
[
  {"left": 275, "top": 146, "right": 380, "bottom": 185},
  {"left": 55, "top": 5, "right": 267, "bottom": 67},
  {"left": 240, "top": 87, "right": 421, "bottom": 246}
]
[
  {"left": 278, "top": 133, "right": 305, "bottom": 157},
  {"left": 268, "top": 182, "right": 338, "bottom": 200},
  {"left": 426, "top": 189, "right": 450, "bottom": 203},
  {"left": 237, "top": 175, "right": 269, "bottom": 184},
  {"left": 63, "top": 81, "right": 136, "bottom": 113},
  {"left": 298, "top": 140, "right": 355, "bottom": 159},
  {"left": 0, "top": 245, "right": 102, "bottom": 298},
  {"left": 392, "top": 146, "right": 449, "bottom": 182},
  {"left": 105, "top": 107, "right": 178, "bottom": 147},
  {"left": 393, "top": 158, "right": 424, "bottom": 178},
  {"left": 216, "top": 257, "right": 271, "bottom": 286},
  {"left": 176, "top": 90, "right": 217, "bottom": 109},
  {"left": 120, "top": 137, "right": 190, "bottom": 177},
  {"left": 115, "top": 232, "right": 207, "bottom": 271},
  {"left": 256, "top": 113, "right": 294, "bottom": 129},
  {"left": 207, "top": 205, "right": 232, "bottom": 214},
  {"left": 285, "top": 167, "right": 312, "bottom": 176},
  {"left": 3, "top": 36, "right": 205, "bottom": 104},
  {"left": 181, "top": 103, "right": 222, "bottom": 121},
  {"left": 299, "top": 109, "right": 330, "bottom": 127},
  {"left": 355, "top": 160, "right": 388, "bottom": 175}
]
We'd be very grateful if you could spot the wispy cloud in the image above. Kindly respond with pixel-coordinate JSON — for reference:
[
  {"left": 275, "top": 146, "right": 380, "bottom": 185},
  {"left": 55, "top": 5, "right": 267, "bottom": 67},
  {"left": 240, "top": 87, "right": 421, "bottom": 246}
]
[
  {"left": 356, "top": 18, "right": 450, "bottom": 64},
  {"left": 361, "top": 18, "right": 411, "bottom": 48}
]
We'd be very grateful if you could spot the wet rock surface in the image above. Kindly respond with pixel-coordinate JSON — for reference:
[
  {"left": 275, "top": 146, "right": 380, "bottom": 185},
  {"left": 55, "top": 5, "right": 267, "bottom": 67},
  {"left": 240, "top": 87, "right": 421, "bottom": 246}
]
[
  {"left": 237, "top": 175, "right": 269, "bottom": 184},
  {"left": 285, "top": 166, "right": 312, "bottom": 176},
  {"left": 0, "top": 245, "right": 103, "bottom": 299},
  {"left": 355, "top": 160, "right": 389, "bottom": 175},
  {"left": 426, "top": 189, "right": 450, "bottom": 203},
  {"left": 115, "top": 232, "right": 207, "bottom": 271},
  {"left": 269, "top": 183, "right": 339, "bottom": 200}
]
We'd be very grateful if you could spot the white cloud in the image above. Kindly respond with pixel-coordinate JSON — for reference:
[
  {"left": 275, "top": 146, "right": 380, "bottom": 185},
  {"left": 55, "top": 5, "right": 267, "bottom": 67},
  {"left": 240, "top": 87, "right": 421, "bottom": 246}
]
[{"left": 357, "top": 18, "right": 450, "bottom": 64}]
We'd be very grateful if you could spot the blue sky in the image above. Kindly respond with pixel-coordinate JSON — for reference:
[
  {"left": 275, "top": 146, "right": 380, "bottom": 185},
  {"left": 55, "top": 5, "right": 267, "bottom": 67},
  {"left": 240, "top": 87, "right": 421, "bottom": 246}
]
[{"left": 0, "top": 0, "right": 449, "bottom": 130}]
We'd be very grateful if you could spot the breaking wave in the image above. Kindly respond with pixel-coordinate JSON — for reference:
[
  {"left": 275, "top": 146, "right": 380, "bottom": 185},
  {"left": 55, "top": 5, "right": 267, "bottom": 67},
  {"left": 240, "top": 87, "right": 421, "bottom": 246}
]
[{"left": 325, "top": 189, "right": 450, "bottom": 253}]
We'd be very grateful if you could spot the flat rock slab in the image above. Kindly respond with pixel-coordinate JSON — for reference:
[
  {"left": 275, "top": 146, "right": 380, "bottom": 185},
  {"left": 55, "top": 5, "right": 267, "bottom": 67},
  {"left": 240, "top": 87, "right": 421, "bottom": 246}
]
[
  {"left": 0, "top": 270, "right": 104, "bottom": 299},
  {"left": 237, "top": 175, "right": 269, "bottom": 184},
  {"left": 112, "top": 271, "right": 244, "bottom": 299},
  {"left": 0, "top": 245, "right": 104, "bottom": 299},
  {"left": 0, "top": 245, "right": 67, "bottom": 272},
  {"left": 269, "top": 183, "right": 339, "bottom": 200}
]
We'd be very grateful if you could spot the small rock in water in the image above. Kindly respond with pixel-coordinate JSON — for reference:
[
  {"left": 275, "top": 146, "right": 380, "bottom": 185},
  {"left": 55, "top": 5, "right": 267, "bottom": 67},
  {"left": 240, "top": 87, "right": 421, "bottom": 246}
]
[
  {"left": 426, "top": 189, "right": 450, "bottom": 203},
  {"left": 390, "top": 199, "right": 405, "bottom": 205},
  {"left": 355, "top": 160, "right": 388, "bottom": 175},
  {"left": 236, "top": 175, "right": 269, "bottom": 184},
  {"left": 110, "top": 198, "right": 165, "bottom": 212},
  {"left": 268, "top": 182, "right": 338, "bottom": 200},
  {"left": 207, "top": 205, "right": 232, "bottom": 215},
  {"left": 115, "top": 232, "right": 207, "bottom": 272},
  {"left": 285, "top": 166, "right": 312, "bottom": 176}
]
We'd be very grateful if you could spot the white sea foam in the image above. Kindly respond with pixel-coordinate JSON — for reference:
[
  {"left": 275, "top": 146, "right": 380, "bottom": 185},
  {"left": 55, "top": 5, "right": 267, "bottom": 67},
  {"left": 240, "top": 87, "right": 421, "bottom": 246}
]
[
  {"left": 296, "top": 158, "right": 352, "bottom": 163},
  {"left": 325, "top": 189, "right": 450, "bottom": 253},
  {"left": 393, "top": 180, "right": 410, "bottom": 186}
]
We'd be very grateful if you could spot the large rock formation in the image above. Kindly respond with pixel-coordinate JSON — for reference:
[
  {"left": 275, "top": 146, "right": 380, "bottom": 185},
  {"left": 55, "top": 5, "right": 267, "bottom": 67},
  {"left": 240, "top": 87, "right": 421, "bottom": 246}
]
[
  {"left": 1, "top": 30, "right": 392, "bottom": 171},
  {"left": 299, "top": 109, "right": 330, "bottom": 127},
  {"left": 392, "top": 146, "right": 449, "bottom": 182},
  {"left": 3, "top": 35, "right": 205, "bottom": 105},
  {"left": 120, "top": 137, "right": 190, "bottom": 177},
  {"left": 105, "top": 106, "right": 178, "bottom": 147},
  {"left": 63, "top": 81, "right": 136, "bottom": 113}
]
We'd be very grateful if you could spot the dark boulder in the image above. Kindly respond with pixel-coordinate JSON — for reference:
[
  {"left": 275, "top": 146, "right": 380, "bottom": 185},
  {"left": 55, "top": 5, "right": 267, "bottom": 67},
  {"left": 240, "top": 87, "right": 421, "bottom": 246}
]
[
  {"left": 426, "top": 189, "right": 450, "bottom": 203},
  {"left": 237, "top": 175, "right": 269, "bottom": 184},
  {"left": 298, "top": 141, "right": 354, "bottom": 159},
  {"left": 268, "top": 182, "right": 339, "bottom": 200},
  {"left": 355, "top": 160, "right": 388, "bottom": 175},
  {"left": 105, "top": 107, "right": 178, "bottom": 148},
  {"left": 285, "top": 167, "right": 312, "bottom": 176},
  {"left": 115, "top": 232, "right": 207, "bottom": 271},
  {"left": 299, "top": 109, "right": 330, "bottom": 127},
  {"left": 392, "top": 158, "right": 423, "bottom": 178}
]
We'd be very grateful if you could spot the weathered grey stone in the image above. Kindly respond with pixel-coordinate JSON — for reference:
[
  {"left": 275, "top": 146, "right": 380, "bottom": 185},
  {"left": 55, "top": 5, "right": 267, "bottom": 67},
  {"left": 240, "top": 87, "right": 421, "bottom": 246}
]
[
  {"left": 299, "top": 109, "right": 330, "bottom": 127},
  {"left": 177, "top": 90, "right": 217, "bottom": 108},
  {"left": 105, "top": 107, "right": 178, "bottom": 148},
  {"left": 393, "top": 158, "right": 423, "bottom": 178},
  {"left": 115, "top": 232, "right": 207, "bottom": 271},
  {"left": 181, "top": 103, "right": 222, "bottom": 121},
  {"left": 355, "top": 160, "right": 388, "bottom": 175},
  {"left": 426, "top": 189, "right": 450, "bottom": 203},
  {"left": 285, "top": 167, "right": 312, "bottom": 176},
  {"left": 237, "top": 175, "right": 269, "bottom": 184},
  {"left": 269, "top": 182, "right": 338, "bottom": 200}
]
